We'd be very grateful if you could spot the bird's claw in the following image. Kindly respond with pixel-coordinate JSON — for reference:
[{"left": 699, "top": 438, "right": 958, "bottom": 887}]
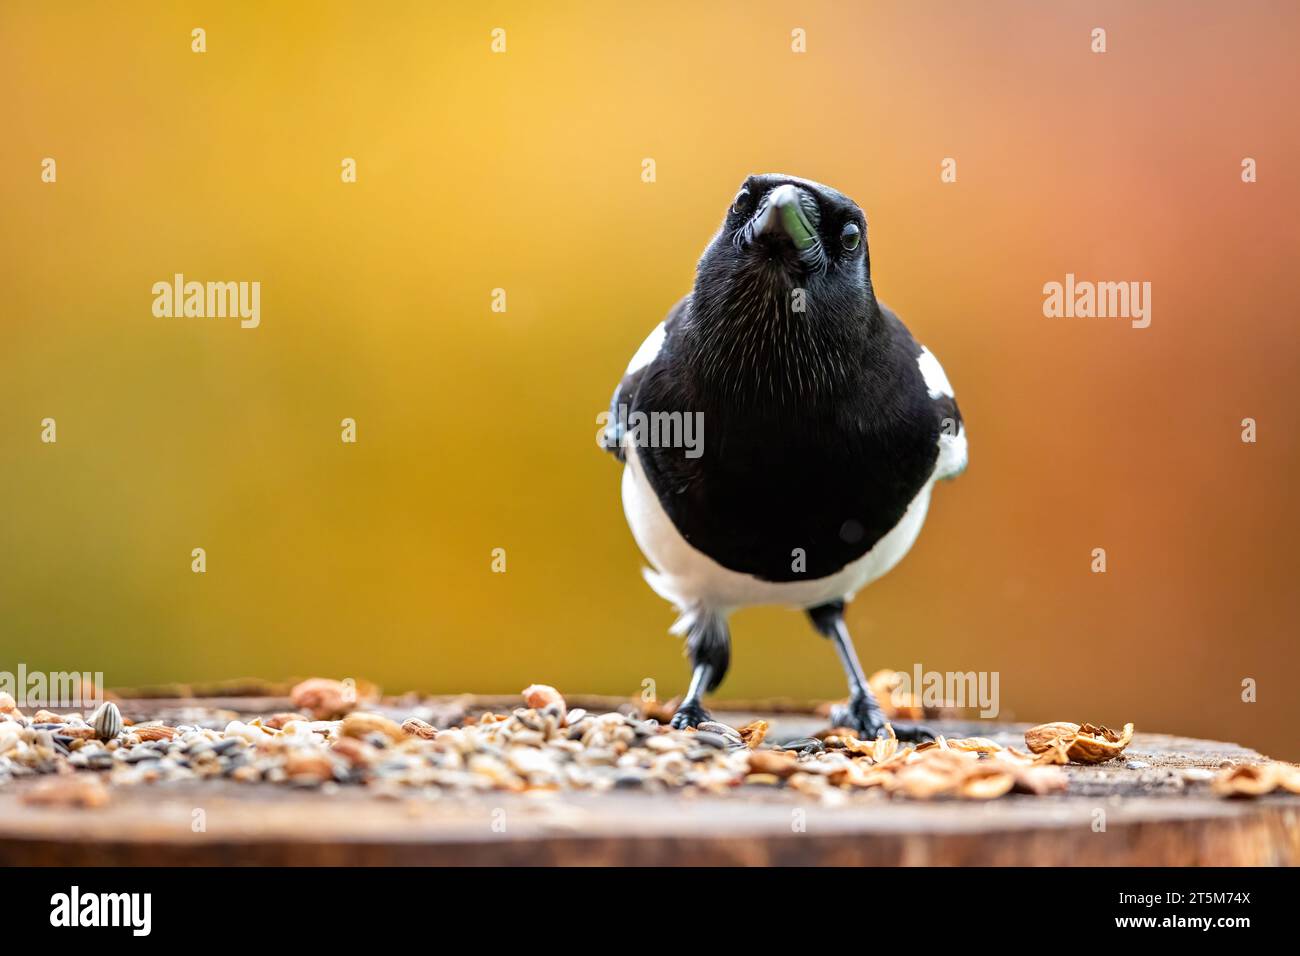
[
  {"left": 669, "top": 701, "right": 711, "bottom": 729},
  {"left": 830, "top": 693, "right": 935, "bottom": 743}
]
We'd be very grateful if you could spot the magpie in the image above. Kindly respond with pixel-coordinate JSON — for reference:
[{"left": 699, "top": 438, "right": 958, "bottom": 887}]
[{"left": 602, "top": 174, "right": 966, "bottom": 739}]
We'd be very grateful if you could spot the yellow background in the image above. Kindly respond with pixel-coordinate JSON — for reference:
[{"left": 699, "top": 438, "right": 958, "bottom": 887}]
[{"left": 2, "top": 2, "right": 1297, "bottom": 759}]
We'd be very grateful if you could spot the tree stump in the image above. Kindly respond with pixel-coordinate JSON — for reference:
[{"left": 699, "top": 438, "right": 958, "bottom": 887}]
[{"left": 1, "top": 700, "right": 1295, "bottom": 866}]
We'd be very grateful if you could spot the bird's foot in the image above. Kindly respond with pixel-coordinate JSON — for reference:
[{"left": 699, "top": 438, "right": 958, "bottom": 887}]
[
  {"left": 669, "top": 700, "right": 712, "bottom": 730},
  {"left": 830, "top": 693, "right": 935, "bottom": 742}
]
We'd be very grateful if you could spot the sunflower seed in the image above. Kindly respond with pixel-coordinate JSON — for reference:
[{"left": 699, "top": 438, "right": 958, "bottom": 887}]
[
  {"left": 91, "top": 702, "right": 123, "bottom": 742},
  {"left": 780, "top": 737, "right": 825, "bottom": 754}
]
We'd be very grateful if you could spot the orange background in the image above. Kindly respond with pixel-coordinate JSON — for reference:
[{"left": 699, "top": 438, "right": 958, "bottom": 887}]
[{"left": 2, "top": 2, "right": 1296, "bottom": 759}]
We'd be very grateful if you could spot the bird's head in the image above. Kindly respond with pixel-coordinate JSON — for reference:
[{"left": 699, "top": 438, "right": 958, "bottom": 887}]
[
  {"left": 693, "top": 174, "right": 875, "bottom": 330},
  {"left": 686, "top": 175, "right": 877, "bottom": 399}
]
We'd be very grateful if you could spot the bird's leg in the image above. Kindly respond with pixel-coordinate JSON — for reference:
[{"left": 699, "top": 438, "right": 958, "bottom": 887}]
[
  {"left": 669, "top": 662, "right": 714, "bottom": 729},
  {"left": 670, "top": 611, "right": 731, "bottom": 729},
  {"left": 806, "top": 600, "right": 933, "bottom": 742}
]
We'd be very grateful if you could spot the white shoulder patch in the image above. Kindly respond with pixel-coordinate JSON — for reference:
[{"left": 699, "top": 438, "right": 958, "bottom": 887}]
[
  {"left": 626, "top": 321, "right": 666, "bottom": 376},
  {"left": 936, "top": 426, "right": 968, "bottom": 481},
  {"left": 917, "top": 347, "right": 954, "bottom": 399},
  {"left": 918, "top": 345, "right": 965, "bottom": 480}
]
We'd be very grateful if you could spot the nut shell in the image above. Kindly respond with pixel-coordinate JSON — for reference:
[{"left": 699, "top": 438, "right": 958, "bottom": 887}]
[
  {"left": 1024, "top": 721, "right": 1134, "bottom": 764},
  {"left": 339, "top": 711, "right": 405, "bottom": 742},
  {"left": 133, "top": 724, "right": 179, "bottom": 742},
  {"left": 1212, "top": 763, "right": 1280, "bottom": 797},
  {"left": 747, "top": 750, "right": 799, "bottom": 778},
  {"left": 738, "top": 720, "right": 769, "bottom": 749},
  {"left": 1024, "top": 721, "right": 1080, "bottom": 754},
  {"left": 401, "top": 717, "right": 438, "bottom": 740},
  {"left": 290, "top": 678, "right": 357, "bottom": 720},
  {"left": 1068, "top": 722, "right": 1135, "bottom": 764},
  {"left": 521, "top": 684, "right": 566, "bottom": 718}
]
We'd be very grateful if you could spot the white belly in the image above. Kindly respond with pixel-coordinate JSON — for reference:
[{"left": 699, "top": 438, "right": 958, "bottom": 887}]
[{"left": 621, "top": 443, "right": 933, "bottom": 613}]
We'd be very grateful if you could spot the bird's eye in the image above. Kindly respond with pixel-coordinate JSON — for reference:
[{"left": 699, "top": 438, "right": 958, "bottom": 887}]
[
  {"left": 840, "top": 222, "right": 861, "bottom": 251},
  {"left": 731, "top": 188, "right": 751, "bottom": 216}
]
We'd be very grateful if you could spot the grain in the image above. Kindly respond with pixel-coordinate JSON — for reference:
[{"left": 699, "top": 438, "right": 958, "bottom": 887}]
[{"left": 0, "top": 685, "right": 1102, "bottom": 804}]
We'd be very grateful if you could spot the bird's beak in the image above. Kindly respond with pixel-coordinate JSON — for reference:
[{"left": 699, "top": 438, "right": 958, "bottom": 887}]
[{"left": 750, "top": 184, "right": 818, "bottom": 251}]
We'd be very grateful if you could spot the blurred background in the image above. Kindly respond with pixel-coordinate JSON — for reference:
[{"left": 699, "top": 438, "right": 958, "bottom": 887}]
[{"left": 2, "top": 2, "right": 1297, "bottom": 759}]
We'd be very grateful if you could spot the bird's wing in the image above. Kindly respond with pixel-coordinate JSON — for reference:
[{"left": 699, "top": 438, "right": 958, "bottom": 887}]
[
  {"left": 915, "top": 344, "right": 967, "bottom": 481},
  {"left": 601, "top": 297, "right": 687, "bottom": 462}
]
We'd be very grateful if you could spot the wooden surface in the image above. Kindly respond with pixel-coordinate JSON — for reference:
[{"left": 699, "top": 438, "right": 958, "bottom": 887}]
[{"left": 2, "top": 704, "right": 1297, "bottom": 866}]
